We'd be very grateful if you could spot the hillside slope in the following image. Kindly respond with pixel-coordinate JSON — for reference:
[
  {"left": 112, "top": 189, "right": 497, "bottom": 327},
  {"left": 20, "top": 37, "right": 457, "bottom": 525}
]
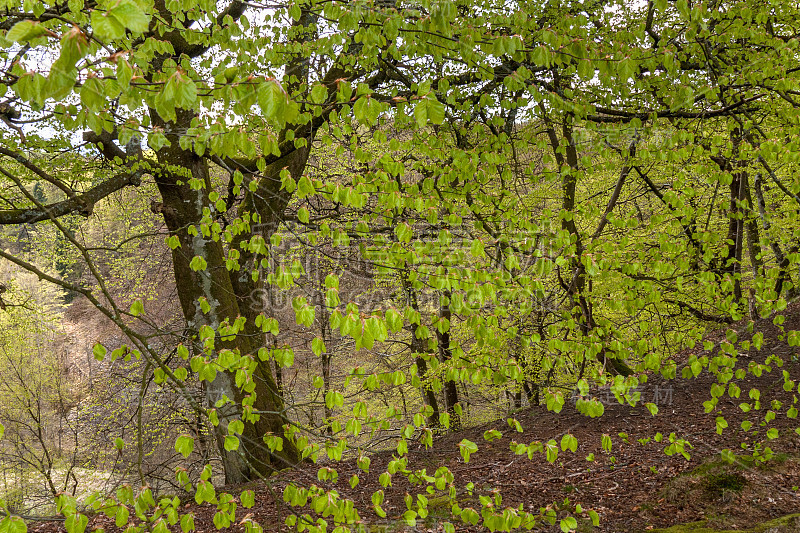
[{"left": 31, "top": 304, "right": 800, "bottom": 533}]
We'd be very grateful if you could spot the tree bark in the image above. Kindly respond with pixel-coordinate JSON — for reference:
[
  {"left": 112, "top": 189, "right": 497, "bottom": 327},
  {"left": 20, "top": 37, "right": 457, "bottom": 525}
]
[
  {"left": 151, "top": 108, "right": 303, "bottom": 483},
  {"left": 402, "top": 274, "right": 440, "bottom": 428},
  {"left": 742, "top": 173, "right": 764, "bottom": 280},
  {"left": 753, "top": 173, "right": 795, "bottom": 299},
  {"left": 541, "top": 110, "right": 632, "bottom": 376},
  {"left": 437, "top": 291, "right": 461, "bottom": 430}
]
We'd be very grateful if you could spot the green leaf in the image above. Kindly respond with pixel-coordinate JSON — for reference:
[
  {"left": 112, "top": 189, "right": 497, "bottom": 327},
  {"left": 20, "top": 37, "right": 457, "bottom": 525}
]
[
  {"left": 240, "top": 490, "right": 255, "bottom": 508},
  {"left": 617, "top": 56, "right": 636, "bottom": 81},
  {"left": 80, "top": 76, "right": 105, "bottom": 112},
  {"left": 297, "top": 176, "right": 315, "bottom": 197},
  {"left": 354, "top": 95, "right": 381, "bottom": 126},
  {"left": 546, "top": 391, "right": 564, "bottom": 413},
  {"left": 6, "top": 20, "right": 48, "bottom": 43},
  {"left": 395, "top": 222, "right": 412, "bottom": 243},
  {"left": 47, "top": 58, "right": 78, "bottom": 100},
  {"left": 560, "top": 433, "right": 578, "bottom": 453},
  {"left": 0, "top": 516, "right": 27, "bottom": 533},
  {"left": 470, "top": 239, "right": 485, "bottom": 258},
  {"left": 91, "top": 9, "right": 126, "bottom": 41},
  {"left": 93, "top": 343, "right": 107, "bottom": 361},
  {"left": 310, "top": 84, "right": 328, "bottom": 104},
  {"left": 15, "top": 72, "right": 48, "bottom": 108},
  {"left": 109, "top": 0, "right": 150, "bottom": 33},
  {"left": 148, "top": 130, "right": 169, "bottom": 150},
  {"left": 601, "top": 434, "right": 612, "bottom": 452},
  {"left": 298, "top": 207, "right": 310, "bottom": 223},
  {"left": 324, "top": 274, "right": 339, "bottom": 289},
  {"left": 560, "top": 516, "right": 578, "bottom": 532},
  {"left": 426, "top": 96, "right": 445, "bottom": 124},
  {"left": 228, "top": 419, "right": 244, "bottom": 435},
  {"left": 385, "top": 309, "right": 403, "bottom": 333},
  {"left": 115, "top": 505, "right": 130, "bottom": 528},
  {"left": 168, "top": 72, "right": 198, "bottom": 109},
  {"left": 532, "top": 45, "right": 550, "bottom": 66},
  {"left": 224, "top": 435, "right": 240, "bottom": 451},
  {"left": 175, "top": 435, "right": 194, "bottom": 458},
  {"left": 414, "top": 99, "right": 427, "bottom": 128},
  {"left": 58, "top": 27, "right": 89, "bottom": 68},
  {"left": 458, "top": 439, "right": 478, "bottom": 463},
  {"left": 483, "top": 429, "right": 502, "bottom": 441},
  {"left": 577, "top": 58, "right": 594, "bottom": 78},
  {"left": 311, "top": 337, "right": 326, "bottom": 356},
  {"left": 460, "top": 508, "right": 480, "bottom": 525},
  {"left": 90, "top": 0, "right": 150, "bottom": 42},
  {"left": 259, "top": 81, "right": 289, "bottom": 124},
  {"left": 720, "top": 449, "right": 736, "bottom": 464},
  {"left": 130, "top": 300, "right": 144, "bottom": 316},
  {"left": 65, "top": 513, "right": 88, "bottom": 533},
  {"left": 180, "top": 513, "right": 195, "bottom": 533},
  {"left": 189, "top": 256, "right": 207, "bottom": 271},
  {"left": 546, "top": 439, "right": 558, "bottom": 462}
]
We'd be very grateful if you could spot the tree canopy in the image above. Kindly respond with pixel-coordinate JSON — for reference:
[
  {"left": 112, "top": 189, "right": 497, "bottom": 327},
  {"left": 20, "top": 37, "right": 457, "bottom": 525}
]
[{"left": 1, "top": 0, "right": 800, "bottom": 530}]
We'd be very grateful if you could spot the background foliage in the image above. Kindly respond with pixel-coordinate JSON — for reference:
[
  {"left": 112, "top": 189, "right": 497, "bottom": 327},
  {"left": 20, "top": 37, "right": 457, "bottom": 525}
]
[{"left": 0, "top": 0, "right": 799, "bottom": 530}]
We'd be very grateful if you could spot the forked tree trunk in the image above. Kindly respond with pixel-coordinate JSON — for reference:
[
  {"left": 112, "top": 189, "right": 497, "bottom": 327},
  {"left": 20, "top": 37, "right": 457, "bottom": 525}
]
[
  {"left": 151, "top": 109, "right": 305, "bottom": 483},
  {"left": 541, "top": 112, "right": 632, "bottom": 377}
]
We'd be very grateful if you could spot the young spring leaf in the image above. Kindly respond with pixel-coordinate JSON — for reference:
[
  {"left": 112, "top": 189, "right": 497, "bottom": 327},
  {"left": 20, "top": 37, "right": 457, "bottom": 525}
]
[{"left": 175, "top": 435, "right": 194, "bottom": 458}]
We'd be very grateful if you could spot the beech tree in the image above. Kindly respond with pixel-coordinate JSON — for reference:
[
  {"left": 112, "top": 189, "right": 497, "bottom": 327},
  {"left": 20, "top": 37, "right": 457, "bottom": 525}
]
[{"left": 1, "top": 0, "right": 800, "bottom": 529}]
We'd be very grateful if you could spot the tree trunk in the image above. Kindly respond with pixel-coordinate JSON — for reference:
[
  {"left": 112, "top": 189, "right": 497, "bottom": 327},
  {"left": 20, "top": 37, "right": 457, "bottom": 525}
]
[
  {"left": 437, "top": 291, "right": 461, "bottom": 430},
  {"left": 543, "top": 114, "right": 632, "bottom": 376},
  {"left": 742, "top": 173, "right": 764, "bottom": 281},
  {"left": 731, "top": 167, "right": 747, "bottom": 301},
  {"left": 314, "top": 259, "right": 335, "bottom": 435},
  {"left": 754, "top": 174, "right": 795, "bottom": 299},
  {"left": 151, "top": 109, "right": 303, "bottom": 483},
  {"left": 402, "top": 274, "right": 440, "bottom": 427}
]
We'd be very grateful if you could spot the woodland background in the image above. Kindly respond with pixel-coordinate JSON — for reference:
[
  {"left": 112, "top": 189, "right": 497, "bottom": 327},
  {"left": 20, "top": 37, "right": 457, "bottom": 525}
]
[{"left": 0, "top": 0, "right": 799, "bottom": 531}]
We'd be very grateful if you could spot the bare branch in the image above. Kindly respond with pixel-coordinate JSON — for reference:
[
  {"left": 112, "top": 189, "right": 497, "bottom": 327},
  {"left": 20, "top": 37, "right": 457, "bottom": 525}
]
[
  {"left": 0, "top": 169, "right": 141, "bottom": 224},
  {"left": 0, "top": 147, "right": 76, "bottom": 198},
  {"left": 587, "top": 95, "right": 764, "bottom": 123},
  {"left": 82, "top": 130, "right": 128, "bottom": 162},
  {"left": 664, "top": 298, "right": 734, "bottom": 323},
  {"left": 590, "top": 134, "right": 638, "bottom": 242}
]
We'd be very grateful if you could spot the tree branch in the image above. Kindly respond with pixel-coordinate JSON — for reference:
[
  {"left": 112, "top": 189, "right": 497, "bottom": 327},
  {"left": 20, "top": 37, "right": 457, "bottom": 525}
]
[
  {"left": 0, "top": 146, "right": 76, "bottom": 198},
  {"left": 82, "top": 130, "right": 128, "bottom": 162},
  {"left": 587, "top": 95, "right": 764, "bottom": 123},
  {"left": 664, "top": 298, "right": 733, "bottom": 323},
  {"left": 0, "top": 169, "right": 141, "bottom": 224},
  {"left": 590, "top": 134, "right": 638, "bottom": 242}
]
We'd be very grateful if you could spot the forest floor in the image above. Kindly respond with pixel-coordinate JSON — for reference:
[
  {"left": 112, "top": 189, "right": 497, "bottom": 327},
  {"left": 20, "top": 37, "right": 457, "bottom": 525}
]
[{"left": 31, "top": 303, "right": 800, "bottom": 533}]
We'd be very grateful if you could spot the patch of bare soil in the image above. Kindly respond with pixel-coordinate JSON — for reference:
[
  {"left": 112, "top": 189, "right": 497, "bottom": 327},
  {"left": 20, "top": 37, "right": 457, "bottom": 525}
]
[{"left": 31, "top": 304, "right": 800, "bottom": 533}]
